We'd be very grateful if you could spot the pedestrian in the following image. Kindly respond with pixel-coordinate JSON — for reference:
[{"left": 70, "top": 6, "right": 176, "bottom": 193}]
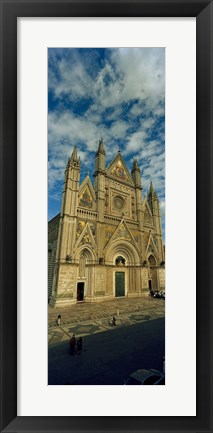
[
  {"left": 109, "top": 316, "right": 113, "bottom": 326},
  {"left": 77, "top": 337, "right": 82, "bottom": 354},
  {"left": 69, "top": 334, "right": 76, "bottom": 355},
  {"left": 57, "top": 314, "right": 61, "bottom": 326},
  {"left": 112, "top": 315, "right": 116, "bottom": 326}
]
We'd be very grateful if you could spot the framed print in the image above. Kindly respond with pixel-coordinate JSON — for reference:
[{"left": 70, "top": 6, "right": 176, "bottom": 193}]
[{"left": 0, "top": 0, "right": 212, "bottom": 432}]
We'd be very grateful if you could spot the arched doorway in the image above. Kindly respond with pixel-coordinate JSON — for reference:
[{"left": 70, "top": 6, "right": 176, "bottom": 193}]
[
  {"left": 105, "top": 239, "right": 141, "bottom": 297},
  {"left": 115, "top": 255, "right": 126, "bottom": 297},
  {"left": 148, "top": 254, "right": 158, "bottom": 292},
  {"left": 76, "top": 247, "right": 96, "bottom": 302}
]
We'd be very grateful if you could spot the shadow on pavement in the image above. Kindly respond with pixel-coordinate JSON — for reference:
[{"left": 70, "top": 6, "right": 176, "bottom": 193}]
[{"left": 48, "top": 318, "right": 165, "bottom": 385}]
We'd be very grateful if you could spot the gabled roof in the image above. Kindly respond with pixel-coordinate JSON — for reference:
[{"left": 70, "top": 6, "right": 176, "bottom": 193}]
[
  {"left": 104, "top": 217, "right": 141, "bottom": 255},
  {"left": 145, "top": 232, "right": 159, "bottom": 257},
  {"left": 106, "top": 152, "right": 134, "bottom": 186},
  {"left": 142, "top": 198, "right": 154, "bottom": 226},
  {"left": 79, "top": 174, "right": 96, "bottom": 202},
  {"left": 75, "top": 221, "right": 97, "bottom": 250}
]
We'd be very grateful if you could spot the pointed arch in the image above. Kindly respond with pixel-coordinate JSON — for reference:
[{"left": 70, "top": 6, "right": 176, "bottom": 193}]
[
  {"left": 75, "top": 245, "right": 97, "bottom": 263},
  {"left": 147, "top": 254, "right": 158, "bottom": 292},
  {"left": 148, "top": 254, "right": 157, "bottom": 266}
]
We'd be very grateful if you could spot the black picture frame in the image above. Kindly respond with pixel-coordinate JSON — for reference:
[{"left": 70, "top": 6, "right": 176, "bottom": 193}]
[{"left": 0, "top": 1, "right": 212, "bottom": 432}]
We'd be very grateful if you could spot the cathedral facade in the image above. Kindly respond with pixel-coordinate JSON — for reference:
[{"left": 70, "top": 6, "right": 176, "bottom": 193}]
[{"left": 48, "top": 140, "right": 165, "bottom": 307}]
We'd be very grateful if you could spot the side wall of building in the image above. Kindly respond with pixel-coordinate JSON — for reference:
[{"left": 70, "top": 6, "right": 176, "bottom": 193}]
[{"left": 48, "top": 214, "right": 60, "bottom": 302}]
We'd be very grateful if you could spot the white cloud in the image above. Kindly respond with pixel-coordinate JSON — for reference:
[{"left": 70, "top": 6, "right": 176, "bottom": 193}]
[
  {"left": 154, "top": 105, "right": 165, "bottom": 117},
  {"left": 124, "top": 130, "right": 147, "bottom": 155},
  {"left": 137, "top": 140, "right": 161, "bottom": 160},
  {"left": 110, "top": 120, "right": 129, "bottom": 139},
  {"left": 129, "top": 103, "right": 144, "bottom": 117},
  {"left": 48, "top": 111, "right": 99, "bottom": 152},
  {"left": 105, "top": 106, "right": 123, "bottom": 121},
  {"left": 141, "top": 118, "right": 156, "bottom": 130},
  {"left": 48, "top": 48, "right": 165, "bottom": 221},
  {"left": 49, "top": 53, "right": 95, "bottom": 101},
  {"left": 110, "top": 48, "right": 165, "bottom": 108},
  {"left": 49, "top": 48, "right": 165, "bottom": 115}
]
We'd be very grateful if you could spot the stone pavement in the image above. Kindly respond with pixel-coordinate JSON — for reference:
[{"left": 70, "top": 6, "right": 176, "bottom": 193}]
[
  {"left": 48, "top": 318, "right": 165, "bottom": 385},
  {"left": 48, "top": 296, "right": 165, "bottom": 346}
]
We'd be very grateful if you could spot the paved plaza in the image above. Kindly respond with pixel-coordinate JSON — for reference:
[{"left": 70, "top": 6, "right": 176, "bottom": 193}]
[
  {"left": 48, "top": 296, "right": 165, "bottom": 345},
  {"left": 48, "top": 297, "right": 165, "bottom": 385}
]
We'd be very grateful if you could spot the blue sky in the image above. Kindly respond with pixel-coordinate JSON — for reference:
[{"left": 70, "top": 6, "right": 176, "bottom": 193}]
[{"left": 48, "top": 48, "right": 165, "bottom": 239}]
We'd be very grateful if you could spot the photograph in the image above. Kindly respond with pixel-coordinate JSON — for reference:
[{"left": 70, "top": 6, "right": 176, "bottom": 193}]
[
  {"left": 48, "top": 48, "right": 165, "bottom": 385},
  {"left": 1, "top": 0, "right": 212, "bottom": 430}
]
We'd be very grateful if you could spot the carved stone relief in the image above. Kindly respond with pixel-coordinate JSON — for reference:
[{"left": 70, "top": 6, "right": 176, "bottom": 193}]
[
  {"left": 95, "top": 267, "right": 106, "bottom": 293},
  {"left": 105, "top": 226, "right": 115, "bottom": 245},
  {"left": 80, "top": 232, "right": 92, "bottom": 245},
  {"left": 144, "top": 209, "right": 153, "bottom": 225},
  {"left": 114, "top": 224, "right": 131, "bottom": 241},
  {"left": 76, "top": 220, "right": 96, "bottom": 241},
  {"left": 76, "top": 220, "right": 86, "bottom": 238}
]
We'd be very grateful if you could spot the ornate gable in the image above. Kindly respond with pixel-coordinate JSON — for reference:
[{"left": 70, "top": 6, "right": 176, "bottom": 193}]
[
  {"left": 145, "top": 232, "right": 159, "bottom": 257},
  {"left": 106, "top": 153, "right": 134, "bottom": 186},
  {"left": 104, "top": 218, "right": 140, "bottom": 254},
  {"left": 78, "top": 175, "right": 96, "bottom": 209},
  {"left": 75, "top": 221, "right": 97, "bottom": 250},
  {"left": 143, "top": 199, "right": 154, "bottom": 226}
]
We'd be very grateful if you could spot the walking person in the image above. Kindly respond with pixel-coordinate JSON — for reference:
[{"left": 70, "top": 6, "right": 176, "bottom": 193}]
[
  {"left": 77, "top": 337, "right": 83, "bottom": 354},
  {"left": 69, "top": 334, "right": 76, "bottom": 355},
  {"left": 109, "top": 315, "right": 116, "bottom": 326},
  {"left": 109, "top": 316, "right": 113, "bottom": 326},
  {"left": 57, "top": 314, "right": 61, "bottom": 326},
  {"left": 112, "top": 315, "right": 116, "bottom": 326}
]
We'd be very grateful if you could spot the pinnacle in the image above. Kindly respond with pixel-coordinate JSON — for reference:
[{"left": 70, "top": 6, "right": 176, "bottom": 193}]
[
  {"left": 149, "top": 181, "right": 158, "bottom": 200},
  {"left": 96, "top": 138, "right": 106, "bottom": 156},
  {"left": 131, "top": 158, "right": 140, "bottom": 173},
  {"left": 70, "top": 145, "right": 79, "bottom": 163},
  {"left": 150, "top": 181, "right": 155, "bottom": 194}
]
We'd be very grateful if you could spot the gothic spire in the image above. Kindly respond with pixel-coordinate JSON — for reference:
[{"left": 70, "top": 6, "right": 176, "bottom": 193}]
[
  {"left": 131, "top": 158, "right": 142, "bottom": 189},
  {"left": 150, "top": 181, "right": 154, "bottom": 194},
  {"left": 70, "top": 146, "right": 79, "bottom": 164},
  {"left": 148, "top": 181, "right": 158, "bottom": 200},
  {"left": 96, "top": 138, "right": 106, "bottom": 156},
  {"left": 131, "top": 158, "right": 141, "bottom": 173}
]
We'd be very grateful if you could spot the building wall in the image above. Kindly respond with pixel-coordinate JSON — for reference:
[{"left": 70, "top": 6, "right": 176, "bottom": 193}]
[
  {"left": 48, "top": 214, "right": 60, "bottom": 302},
  {"left": 48, "top": 145, "right": 165, "bottom": 307}
]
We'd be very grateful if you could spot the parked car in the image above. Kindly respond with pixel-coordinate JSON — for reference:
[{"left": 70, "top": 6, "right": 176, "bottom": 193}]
[
  {"left": 153, "top": 291, "right": 161, "bottom": 298},
  {"left": 149, "top": 290, "right": 165, "bottom": 299},
  {"left": 124, "top": 369, "right": 165, "bottom": 385},
  {"left": 149, "top": 290, "right": 158, "bottom": 297}
]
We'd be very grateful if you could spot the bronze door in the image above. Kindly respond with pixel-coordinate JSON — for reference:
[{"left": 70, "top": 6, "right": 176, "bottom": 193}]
[{"left": 115, "top": 272, "right": 125, "bottom": 297}]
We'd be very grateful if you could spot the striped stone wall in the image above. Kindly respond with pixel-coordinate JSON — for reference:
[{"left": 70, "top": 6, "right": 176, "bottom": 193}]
[{"left": 48, "top": 214, "right": 60, "bottom": 302}]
